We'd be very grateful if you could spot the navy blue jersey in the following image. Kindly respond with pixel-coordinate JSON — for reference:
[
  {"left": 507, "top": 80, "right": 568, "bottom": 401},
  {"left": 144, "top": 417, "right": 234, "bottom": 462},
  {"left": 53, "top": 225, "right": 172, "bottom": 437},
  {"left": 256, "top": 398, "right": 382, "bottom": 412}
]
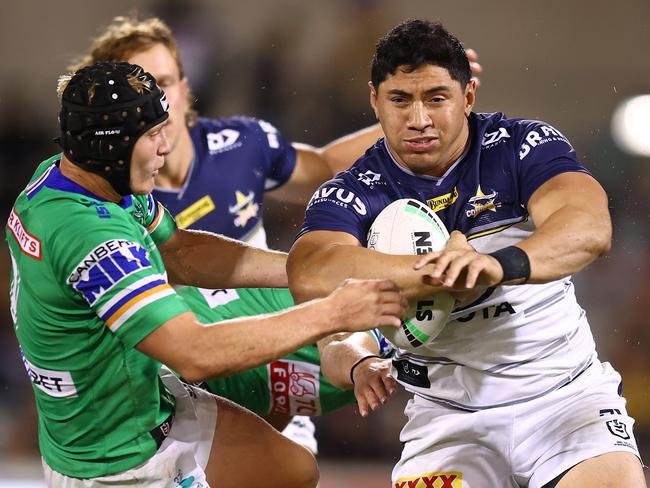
[
  {"left": 298, "top": 112, "right": 588, "bottom": 245},
  {"left": 298, "top": 112, "right": 598, "bottom": 410},
  {"left": 153, "top": 116, "right": 296, "bottom": 247}
]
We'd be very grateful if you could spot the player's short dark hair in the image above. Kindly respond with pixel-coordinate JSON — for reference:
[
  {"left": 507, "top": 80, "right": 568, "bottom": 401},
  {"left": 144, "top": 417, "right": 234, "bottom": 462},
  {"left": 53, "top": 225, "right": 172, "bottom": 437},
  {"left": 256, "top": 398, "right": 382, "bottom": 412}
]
[{"left": 371, "top": 20, "right": 471, "bottom": 89}]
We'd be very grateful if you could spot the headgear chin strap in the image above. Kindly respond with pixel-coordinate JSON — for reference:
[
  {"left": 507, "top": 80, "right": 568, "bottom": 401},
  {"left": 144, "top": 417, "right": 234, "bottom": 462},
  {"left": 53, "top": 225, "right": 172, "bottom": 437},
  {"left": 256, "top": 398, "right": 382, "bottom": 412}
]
[{"left": 58, "top": 62, "right": 169, "bottom": 195}]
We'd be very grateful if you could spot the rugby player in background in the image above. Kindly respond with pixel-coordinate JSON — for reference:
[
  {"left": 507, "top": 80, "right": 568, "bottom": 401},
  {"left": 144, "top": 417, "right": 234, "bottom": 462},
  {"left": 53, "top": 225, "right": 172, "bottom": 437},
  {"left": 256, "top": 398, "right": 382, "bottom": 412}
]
[
  {"left": 68, "top": 14, "right": 482, "bottom": 450},
  {"left": 288, "top": 19, "right": 645, "bottom": 488}
]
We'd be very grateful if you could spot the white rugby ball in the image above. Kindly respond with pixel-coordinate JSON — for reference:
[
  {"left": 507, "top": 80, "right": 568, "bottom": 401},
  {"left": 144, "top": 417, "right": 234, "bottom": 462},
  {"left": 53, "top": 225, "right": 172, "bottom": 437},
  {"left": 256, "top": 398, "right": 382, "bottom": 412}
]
[{"left": 367, "top": 198, "right": 454, "bottom": 349}]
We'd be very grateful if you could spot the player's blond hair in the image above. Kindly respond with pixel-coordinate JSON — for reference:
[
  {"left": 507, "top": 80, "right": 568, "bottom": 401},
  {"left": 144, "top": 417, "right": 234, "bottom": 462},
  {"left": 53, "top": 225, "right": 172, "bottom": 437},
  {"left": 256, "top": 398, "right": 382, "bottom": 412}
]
[{"left": 69, "top": 15, "right": 197, "bottom": 126}]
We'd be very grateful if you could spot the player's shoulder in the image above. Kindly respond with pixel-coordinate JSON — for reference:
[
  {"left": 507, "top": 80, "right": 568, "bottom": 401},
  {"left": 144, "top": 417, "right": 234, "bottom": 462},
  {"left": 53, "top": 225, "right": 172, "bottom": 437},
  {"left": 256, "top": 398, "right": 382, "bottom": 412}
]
[
  {"left": 331, "top": 139, "right": 388, "bottom": 188},
  {"left": 474, "top": 112, "right": 573, "bottom": 159},
  {"left": 194, "top": 115, "right": 278, "bottom": 135}
]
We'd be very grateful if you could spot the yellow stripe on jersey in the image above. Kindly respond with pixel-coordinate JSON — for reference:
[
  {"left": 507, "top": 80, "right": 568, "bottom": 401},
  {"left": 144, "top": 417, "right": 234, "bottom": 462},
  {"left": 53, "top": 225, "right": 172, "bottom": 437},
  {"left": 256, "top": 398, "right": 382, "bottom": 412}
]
[
  {"left": 104, "top": 284, "right": 172, "bottom": 327},
  {"left": 176, "top": 195, "right": 215, "bottom": 229},
  {"left": 146, "top": 202, "right": 165, "bottom": 233}
]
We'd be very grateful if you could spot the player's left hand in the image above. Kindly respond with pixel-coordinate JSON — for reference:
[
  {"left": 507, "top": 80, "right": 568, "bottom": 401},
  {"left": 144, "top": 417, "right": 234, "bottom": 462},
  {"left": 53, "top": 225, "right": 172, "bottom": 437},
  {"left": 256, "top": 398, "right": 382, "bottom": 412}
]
[
  {"left": 414, "top": 231, "right": 504, "bottom": 289},
  {"left": 351, "top": 357, "right": 396, "bottom": 417}
]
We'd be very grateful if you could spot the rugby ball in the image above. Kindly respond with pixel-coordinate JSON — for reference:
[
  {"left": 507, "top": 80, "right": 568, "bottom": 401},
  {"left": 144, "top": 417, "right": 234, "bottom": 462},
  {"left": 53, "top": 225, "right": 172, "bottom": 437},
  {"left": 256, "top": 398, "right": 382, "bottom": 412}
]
[{"left": 367, "top": 199, "right": 454, "bottom": 349}]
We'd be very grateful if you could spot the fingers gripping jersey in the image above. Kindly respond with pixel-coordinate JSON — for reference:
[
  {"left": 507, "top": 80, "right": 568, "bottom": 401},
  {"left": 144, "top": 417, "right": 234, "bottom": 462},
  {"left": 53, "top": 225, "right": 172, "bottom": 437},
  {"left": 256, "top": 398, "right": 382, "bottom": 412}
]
[
  {"left": 153, "top": 116, "right": 297, "bottom": 248},
  {"left": 298, "top": 112, "right": 598, "bottom": 410},
  {"left": 5, "top": 157, "right": 189, "bottom": 478},
  {"left": 176, "top": 286, "right": 355, "bottom": 416}
]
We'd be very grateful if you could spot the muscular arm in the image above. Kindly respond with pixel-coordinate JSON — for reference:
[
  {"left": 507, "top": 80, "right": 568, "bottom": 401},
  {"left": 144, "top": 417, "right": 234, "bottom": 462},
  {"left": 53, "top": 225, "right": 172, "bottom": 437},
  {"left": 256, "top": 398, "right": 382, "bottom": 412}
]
[
  {"left": 517, "top": 171, "right": 611, "bottom": 282},
  {"left": 159, "top": 228, "right": 288, "bottom": 289},
  {"left": 287, "top": 230, "right": 444, "bottom": 303},
  {"left": 418, "top": 172, "right": 612, "bottom": 288},
  {"left": 137, "top": 279, "right": 405, "bottom": 382}
]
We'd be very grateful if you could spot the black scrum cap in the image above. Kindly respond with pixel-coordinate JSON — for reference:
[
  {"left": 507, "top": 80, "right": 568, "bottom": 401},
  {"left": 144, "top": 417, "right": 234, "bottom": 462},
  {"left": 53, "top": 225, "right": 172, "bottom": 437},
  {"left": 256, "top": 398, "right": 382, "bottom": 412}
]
[{"left": 58, "top": 62, "right": 169, "bottom": 195}]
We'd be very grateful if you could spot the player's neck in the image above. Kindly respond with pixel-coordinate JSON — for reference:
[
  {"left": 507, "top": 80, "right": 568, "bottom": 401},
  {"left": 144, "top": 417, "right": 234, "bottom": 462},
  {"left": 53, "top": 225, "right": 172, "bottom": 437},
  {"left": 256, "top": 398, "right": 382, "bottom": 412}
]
[
  {"left": 59, "top": 156, "right": 122, "bottom": 202},
  {"left": 156, "top": 128, "right": 194, "bottom": 189}
]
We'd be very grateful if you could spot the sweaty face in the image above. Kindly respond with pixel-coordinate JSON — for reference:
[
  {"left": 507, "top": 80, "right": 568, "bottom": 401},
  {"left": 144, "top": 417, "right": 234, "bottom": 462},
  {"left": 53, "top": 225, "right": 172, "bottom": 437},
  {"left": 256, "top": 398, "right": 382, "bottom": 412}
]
[
  {"left": 129, "top": 121, "right": 171, "bottom": 194},
  {"left": 370, "top": 64, "right": 475, "bottom": 177},
  {"left": 128, "top": 44, "right": 188, "bottom": 154}
]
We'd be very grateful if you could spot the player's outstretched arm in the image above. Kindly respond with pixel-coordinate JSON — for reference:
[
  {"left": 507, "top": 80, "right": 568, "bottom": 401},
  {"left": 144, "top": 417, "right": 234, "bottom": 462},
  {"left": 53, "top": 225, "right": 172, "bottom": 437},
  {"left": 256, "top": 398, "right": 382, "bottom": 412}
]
[
  {"left": 136, "top": 278, "right": 406, "bottom": 382},
  {"left": 318, "top": 332, "right": 396, "bottom": 417},
  {"left": 414, "top": 172, "right": 611, "bottom": 288},
  {"left": 288, "top": 230, "right": 449, "bottom": 303},
  {"left": 159, "top": 228, "right": 288, "bottom": 289},
  {"left": 510, "top": 171, "right": 611, "bottom": 282}
]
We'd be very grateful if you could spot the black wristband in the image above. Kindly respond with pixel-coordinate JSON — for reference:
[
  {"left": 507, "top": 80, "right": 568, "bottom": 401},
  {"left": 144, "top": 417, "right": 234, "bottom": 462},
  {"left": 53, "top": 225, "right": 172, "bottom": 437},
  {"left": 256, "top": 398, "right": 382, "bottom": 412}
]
[
  {"left": 350, "top": 355, "right": 382, "bottom": 385},
  {"left": 488, "top": 246, "right": 531, "bottom": 285}
]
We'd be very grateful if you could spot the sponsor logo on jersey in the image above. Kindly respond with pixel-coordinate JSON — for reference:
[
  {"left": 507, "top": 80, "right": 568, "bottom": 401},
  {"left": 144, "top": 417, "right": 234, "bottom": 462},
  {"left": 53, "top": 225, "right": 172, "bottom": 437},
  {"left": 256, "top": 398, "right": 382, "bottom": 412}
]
[
  {"left": 482, "top": 127, "right": 510, "bottom": 148},
  {"left": 176, "top": 195, "right": 216, "bottom": 229},
  {"left": 309, "top": 187, "right": 367, "bottom": 215},
  {"left": 357, "top": 170, "right": 383, "bottom": 187},
  {"left": 21, "top": 350, "right": 77, "bottom": 398},
  {"left": 207, "top": 129, "right": 241, "bottom": 154},
  {"left": 456, "top": 301, "right": 516, "bottom": 322},
  {"left": 228, "top": 190, "right": 259, "bottom": 228},
  {"left": 519, "top": 125, "right": 571, "bottom": 159},
  {"left": 427, "top": 187, "right": 459, "bottom": 213},
  {"left": 67, "top": 240, "right": 151, "bottom": 305},
  {"left": 94, "top": 203, "right": 111, "bottom": 219},
  {"left": 7, "top": 208, "right": 41, "bottom": 260},
  {"left": 465, "top": 185, "right": 501, "bottom": 218},
  {"left": 269, "top": 359, "right": 321, "bottom": 416},
  {"left": 258, "top": 120, "right": 280, "bottom": 149},
  {"left": 393, "top": 359, "right": 431, "bottom": 389},
  {"left": 394, "top": 472, "right": 462, "bottom": 487}
]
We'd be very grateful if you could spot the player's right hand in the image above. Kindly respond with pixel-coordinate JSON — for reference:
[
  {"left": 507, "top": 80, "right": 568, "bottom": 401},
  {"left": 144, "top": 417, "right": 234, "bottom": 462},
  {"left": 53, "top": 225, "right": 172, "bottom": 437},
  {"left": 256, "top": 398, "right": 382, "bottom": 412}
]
[
  {"left": 329, "top": 279, "right": 406, "bottom": 333},
  {"left": 351, "top": 357, "right": 396, "bottom": 417},
  {"left": 466, "top": 48, "right": 483, "bottom": 88}
]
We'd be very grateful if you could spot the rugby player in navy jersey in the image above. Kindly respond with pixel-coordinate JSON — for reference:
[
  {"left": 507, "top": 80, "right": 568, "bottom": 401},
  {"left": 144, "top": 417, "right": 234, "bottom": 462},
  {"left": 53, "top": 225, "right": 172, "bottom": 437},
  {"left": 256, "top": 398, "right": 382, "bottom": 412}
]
[
  {"left": 68, "top": 15, "right": 482, "bottom": 453},
  {"left": 288, "top": 20, "right": 645, "bottom": 488}
]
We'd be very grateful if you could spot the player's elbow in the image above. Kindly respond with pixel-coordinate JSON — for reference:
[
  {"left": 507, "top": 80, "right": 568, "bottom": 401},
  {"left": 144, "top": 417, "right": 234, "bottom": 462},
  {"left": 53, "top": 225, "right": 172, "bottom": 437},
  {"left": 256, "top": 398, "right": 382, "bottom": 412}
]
[
  {"left": 287, "top": 251, "right": 325, "bottom": 304},
  {"left": 176, "top": 358, "right": 229, "bottom": 383},
  {"left": 591, "top": 216, "right": 612, "bottom": 257},
  {"left": 174, "top": 348, "right": 233, "bottom": 383}
]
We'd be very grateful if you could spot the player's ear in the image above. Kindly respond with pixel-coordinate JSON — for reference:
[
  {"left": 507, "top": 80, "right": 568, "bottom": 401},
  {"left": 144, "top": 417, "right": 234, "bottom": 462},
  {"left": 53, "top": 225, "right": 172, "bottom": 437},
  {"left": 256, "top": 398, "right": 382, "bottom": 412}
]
[
  {"left": 464, "top": 79, "right": 476, "bottom": 117},
  {"left": 369, "top": 81, "right": 379, "bottom": 120}
]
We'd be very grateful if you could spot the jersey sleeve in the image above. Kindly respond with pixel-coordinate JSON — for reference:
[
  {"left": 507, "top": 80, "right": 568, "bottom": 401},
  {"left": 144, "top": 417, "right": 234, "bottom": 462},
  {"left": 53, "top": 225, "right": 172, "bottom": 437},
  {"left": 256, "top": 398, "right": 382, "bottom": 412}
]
[
  {"left": 367, "top": 329, "right": 396, "bottom": 358},
  {"left": 50, "top": 206, "right": 189, "bottom": 349},
  {"left": 140, "top": 193, "right": 178, "bottom": 245},
  {"left": 295, "top": 176, "right": 373, "bottom": 244},
  {"left": 514, "top": 120, "right": 591, "bottom": 206},
  {"left": 248, "top": 118, "right": 297, "bottom": 190}
]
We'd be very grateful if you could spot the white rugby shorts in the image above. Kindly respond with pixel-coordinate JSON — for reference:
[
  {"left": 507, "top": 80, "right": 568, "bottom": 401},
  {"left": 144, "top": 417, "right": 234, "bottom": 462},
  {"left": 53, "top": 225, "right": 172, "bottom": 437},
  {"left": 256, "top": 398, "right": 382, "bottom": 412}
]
[
  {"left": 392, "top": 360, "right": 640, "bottom": 488},
  {"left": 43, "top": 368, "right": 218, "bottom": 488}
]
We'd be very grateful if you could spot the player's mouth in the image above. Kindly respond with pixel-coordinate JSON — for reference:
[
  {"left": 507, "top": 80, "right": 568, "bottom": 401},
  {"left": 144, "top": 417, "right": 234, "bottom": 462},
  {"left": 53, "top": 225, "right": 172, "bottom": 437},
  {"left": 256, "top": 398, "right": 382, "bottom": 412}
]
[{"left": 404, "top": 136, "right": 440, "bottom": 152}]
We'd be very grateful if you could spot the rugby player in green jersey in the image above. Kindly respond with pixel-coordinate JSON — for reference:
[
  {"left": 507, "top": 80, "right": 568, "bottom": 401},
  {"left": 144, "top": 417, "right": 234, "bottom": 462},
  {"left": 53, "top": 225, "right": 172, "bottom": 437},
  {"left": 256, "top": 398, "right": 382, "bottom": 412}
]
[{"left": 5, "top": 62, "right": 406, "bottom": 488}]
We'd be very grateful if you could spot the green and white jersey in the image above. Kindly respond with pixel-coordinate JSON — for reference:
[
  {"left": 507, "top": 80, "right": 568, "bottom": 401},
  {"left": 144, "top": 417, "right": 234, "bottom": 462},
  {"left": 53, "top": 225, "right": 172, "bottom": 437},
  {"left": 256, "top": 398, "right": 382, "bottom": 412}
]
[
  {"left": 5, "top": 156, "right": 189, "bottom": 478},
  {"left": 176, "top": 286, "right": 357, "bottom": 416}
]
